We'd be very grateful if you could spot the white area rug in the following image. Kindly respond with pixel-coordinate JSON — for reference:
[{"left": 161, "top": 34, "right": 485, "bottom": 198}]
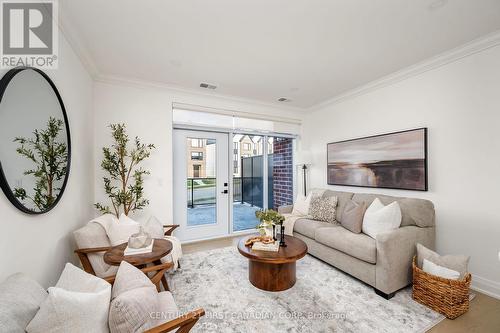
[{"left": 168, "top": 247, "right": 445, "bottom": 333}]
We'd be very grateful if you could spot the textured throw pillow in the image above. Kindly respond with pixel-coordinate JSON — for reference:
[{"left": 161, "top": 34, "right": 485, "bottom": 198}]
[
  {"left": 362, "top": 198, "right": 402, "bottom": 239},
  {"left": 309, "top": 196, "right": 338, "bottom": 224},
  {"left": 422, "top": 259, "right": 460, "bottom": 280},
  {"left": 109, "top": 261, "right": 178, "bottom": 333},
  {"left": 341, "top": 200, "right": 366, "bottom": 234},
  {"left": 26, "top": 263, "right": 111, "bottom": 333},
  {"left": 108, "top": 213, "right": 141, "bottom": 246},
  {"left": 0, "top": 273, "right": 47, "bottom": 333},
  {"left": 417, "top": 243, "right": 469, "bottom": 278}
]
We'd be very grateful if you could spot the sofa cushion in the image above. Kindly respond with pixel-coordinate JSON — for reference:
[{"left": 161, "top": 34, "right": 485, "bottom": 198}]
[
  {"left": 315, "top": 226, "right": 377, "bottom": 264},
  {"left": 293, "top": 218, "right": 335, "bottom": 239},
  {"left": 352, "top": 193, "right": 435, "bottom": 227},
  {"left": 0, "top": 273, "right": 47, "bottom": 333},
  {"left": 322, "top": 190, "right": 354, "bottom": 223}
]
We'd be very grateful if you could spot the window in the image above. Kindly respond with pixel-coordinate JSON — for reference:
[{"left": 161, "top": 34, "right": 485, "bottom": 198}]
[
  {"left": 193, "top": 165, "right": 201, "bottom": 178},
  {"left": 243, "top": 143, "right": 251, "bottom": 150},
  {"left": 191, "top": 139, "right": 203, "bottom": 148},
  {"left": 191, "top": 152, "right": 203, "bottom": 160}
]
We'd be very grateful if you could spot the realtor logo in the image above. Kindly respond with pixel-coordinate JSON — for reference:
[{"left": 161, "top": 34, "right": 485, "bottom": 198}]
[{"left": 1, "top": 0, "right": 58, "bottom": 68}]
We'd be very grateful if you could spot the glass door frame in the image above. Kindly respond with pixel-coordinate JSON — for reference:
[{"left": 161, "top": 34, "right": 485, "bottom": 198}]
[{"left": 173, "top": 125, "right": 296, "bottom": 243}]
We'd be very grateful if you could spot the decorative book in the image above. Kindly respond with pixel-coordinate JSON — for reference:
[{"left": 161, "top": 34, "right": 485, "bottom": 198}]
[
  {"left": 251, "top": 241, "right": 280, "bottom": 252},
  {"left": 124, "top": 240, "right": 154, "bottom": 256}
]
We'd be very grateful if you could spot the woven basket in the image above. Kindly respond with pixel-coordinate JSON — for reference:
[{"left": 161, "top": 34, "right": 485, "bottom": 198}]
[{"left": 412, "top": 256, "right": 471, "bottom": 319}]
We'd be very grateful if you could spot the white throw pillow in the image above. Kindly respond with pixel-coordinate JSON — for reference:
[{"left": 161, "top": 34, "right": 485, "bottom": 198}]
[
  {"left": 143, "top": 215, "right": 165, "bottom": 239},
  {"left": 292, "top": 190, "right": 326, "bottom": 216},
  {"left": 423, "top": 259, "right": 460, "bottom": 280},
  {"left": 26, "top": 263, "right": 111, "bottom": 333},
  {"left": 108, "top": 213, "right": 141, "bottom": 246},
  {"left": 362, "top": 198, "right": 402, "bottom": 239},
  {"left": 292, "top": 194, "right": 311, "bottom": 215}
]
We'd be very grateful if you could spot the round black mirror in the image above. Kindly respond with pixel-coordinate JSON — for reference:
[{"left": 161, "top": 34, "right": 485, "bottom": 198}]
[{"left": 0, "top": 67, "right": 71, "bottom": 214}]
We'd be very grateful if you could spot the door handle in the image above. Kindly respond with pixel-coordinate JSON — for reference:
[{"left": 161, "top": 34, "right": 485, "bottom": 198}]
[{"left": 221, "top": 189, "right": 228, "bottom": 194}]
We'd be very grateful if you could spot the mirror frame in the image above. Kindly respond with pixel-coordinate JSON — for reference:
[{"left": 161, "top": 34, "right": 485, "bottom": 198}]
[{"left": 0, "top": 66, "right": 71, "bottom": 214}]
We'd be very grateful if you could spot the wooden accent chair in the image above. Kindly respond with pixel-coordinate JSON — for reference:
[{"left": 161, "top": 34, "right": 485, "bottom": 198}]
[
  {"left": 104, "top": 273, "right": 204, "bottom": 333},
  {"left": 74, "top": 221, "right": 180, "bottom": 289}
]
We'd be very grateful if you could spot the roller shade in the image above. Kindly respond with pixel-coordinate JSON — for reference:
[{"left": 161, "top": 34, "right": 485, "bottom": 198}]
[{"left": 172, "top": 103, "right": 301, "bottom": 136}]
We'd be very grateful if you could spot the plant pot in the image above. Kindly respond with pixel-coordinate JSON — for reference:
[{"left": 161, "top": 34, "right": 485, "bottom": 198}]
[{"left": 263, "top": 222, "right": 274, "bottom": 237}]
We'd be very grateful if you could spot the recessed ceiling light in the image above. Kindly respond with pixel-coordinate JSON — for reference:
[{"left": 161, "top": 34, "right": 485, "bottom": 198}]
[
  {"left": 200, "top": 82, "right": 217, "bottom": 89},
  {"left": 278, "top": 97, "right": 291, "bottom": 102}
]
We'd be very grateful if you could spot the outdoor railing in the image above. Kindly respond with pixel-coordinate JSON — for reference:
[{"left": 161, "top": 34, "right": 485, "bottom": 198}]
[{"left": 187, "top": 177, "right": 243, "bottom": 208}]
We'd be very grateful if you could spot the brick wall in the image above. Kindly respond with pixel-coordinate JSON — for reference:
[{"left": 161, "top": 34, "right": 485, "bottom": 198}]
[{"left": 272, "top": 137, "right": 293, "bottom": 209}]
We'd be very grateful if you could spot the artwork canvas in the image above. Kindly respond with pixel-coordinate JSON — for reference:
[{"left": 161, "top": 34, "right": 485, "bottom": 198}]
[{"left": 327, "top": 128, "right": 427, "bottom": 191}]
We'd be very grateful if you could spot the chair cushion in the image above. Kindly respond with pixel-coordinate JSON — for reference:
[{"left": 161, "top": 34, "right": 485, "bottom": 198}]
[
  {"left": 293, "top": 218, "right": 335, "bottom": 239},
  {"left": 108, "top": 214, "right": 141, "bottom": 246},
  {"left": 315, "top": 226, "right": 377, "bottom": 264},
  {"left": 26, "top": 263, "right": 111, "bottom": 333},
  {"left": 112, "top": 260, "right": 155, "bottom": 300},
  {"left": 0, "top": 273, "right": 47, "bottom": 333},
  {"left": 109, "top": 261, "right": 176, "bottom": 333},
  {"left": 74, "top": 222, "right": 118, "bottom": 278},
  {"left": 157, "top": 291, "right": 180, "bottom": 322}
]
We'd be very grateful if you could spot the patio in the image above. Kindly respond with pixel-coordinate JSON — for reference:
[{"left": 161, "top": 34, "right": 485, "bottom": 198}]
[{"left": 187, "top": 202, "right": 260, "bottom": 231}]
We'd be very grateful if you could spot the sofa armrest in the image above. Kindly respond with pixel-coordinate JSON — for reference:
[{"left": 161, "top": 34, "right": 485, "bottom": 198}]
[
  {"left": 375, "top": 226, "right": 435, "bottom": 294},
  {"left": 278, "top": 205, "right": 293, "bottom": 214}
]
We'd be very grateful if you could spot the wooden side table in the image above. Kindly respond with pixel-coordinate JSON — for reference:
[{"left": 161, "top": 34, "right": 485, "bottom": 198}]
[
  {"left": 237, "top": 234, "right": 307, "bottom": 291},
  {"left": 104, "top": 238, "right": 173, "bottom": 291}
]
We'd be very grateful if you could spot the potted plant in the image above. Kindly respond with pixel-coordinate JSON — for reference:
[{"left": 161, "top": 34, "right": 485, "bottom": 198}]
[
  {"left": 255, "top": 209, "right": 285, "bottom": 237},
  {"left": 94, "top": 123, "right": 155, "bottom": 216}
]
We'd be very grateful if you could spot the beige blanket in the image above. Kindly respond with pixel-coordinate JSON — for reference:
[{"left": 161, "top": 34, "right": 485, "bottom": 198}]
[{"left": 161, "top": 235, "right": 183, "bottom": 270}]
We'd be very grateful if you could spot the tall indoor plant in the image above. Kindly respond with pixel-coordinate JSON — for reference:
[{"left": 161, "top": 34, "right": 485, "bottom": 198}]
[
  {"left": 95, "top": 123, "right": 155, "bottom": 216},
  {"left": 13, "top": 117, "right": 68, "bottom": 211}
]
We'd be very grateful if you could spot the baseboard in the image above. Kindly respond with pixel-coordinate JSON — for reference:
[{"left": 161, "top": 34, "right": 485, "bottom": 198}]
[{"left": 470, "top": 274, "right": 500, "bottom": 300}]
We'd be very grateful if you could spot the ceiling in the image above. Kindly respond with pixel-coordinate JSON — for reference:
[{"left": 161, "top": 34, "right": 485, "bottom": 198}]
[{"left": 61, "top": 0, "right": 500, "bottom": 108}]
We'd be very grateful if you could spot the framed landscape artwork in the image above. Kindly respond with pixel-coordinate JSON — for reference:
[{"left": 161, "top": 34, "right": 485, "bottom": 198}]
[{"left": 327, "top": 128, "right": 428, "bottom": 191}]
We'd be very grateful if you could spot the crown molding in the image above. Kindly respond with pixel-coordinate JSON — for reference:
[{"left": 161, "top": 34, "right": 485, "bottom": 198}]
[
  {"left": 58, "top": 5, "right": 100, "bottom": 78},
  {"left": 94, "top": 73, "right": 305, "bottom": 114},
  {"left": 308, "top": 30, "right": 500, "bottom": 112}
]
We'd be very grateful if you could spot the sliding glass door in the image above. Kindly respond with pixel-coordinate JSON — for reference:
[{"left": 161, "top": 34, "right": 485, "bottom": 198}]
[{"left": 173, "top": 129, "right": 294, "bottom": 241}]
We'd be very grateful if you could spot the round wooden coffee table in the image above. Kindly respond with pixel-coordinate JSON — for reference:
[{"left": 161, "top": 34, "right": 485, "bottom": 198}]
[
  {"left": 237, "top": 234, "right": 308, "bottom": 292},
  {"left": 104, "top": 238, "right": 172, "bottom": 290}
]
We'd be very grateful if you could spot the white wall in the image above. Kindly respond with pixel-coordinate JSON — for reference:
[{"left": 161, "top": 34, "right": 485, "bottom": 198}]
[
  {"left": 302, "top": 44, "right": 500, "bottom": 297},
  {"left": 93, "top": 81, "right": 303, "bottom": 224},
  {"left": 0, "top": 35, "right": 94, "bottom": 287}
]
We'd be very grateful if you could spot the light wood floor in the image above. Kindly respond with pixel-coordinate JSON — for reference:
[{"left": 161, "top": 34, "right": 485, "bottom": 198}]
[{"left": 182, "top": 235, "right": 500, "bottom": 333}]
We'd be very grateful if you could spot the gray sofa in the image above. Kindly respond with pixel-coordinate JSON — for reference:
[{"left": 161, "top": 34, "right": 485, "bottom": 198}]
[{"left": 279, "top": 189, "right": 435, "bottom": 299}]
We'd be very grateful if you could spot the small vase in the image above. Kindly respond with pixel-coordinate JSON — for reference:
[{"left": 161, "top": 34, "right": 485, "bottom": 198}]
[
  {"left": 263, "top": 221, "right": 274, "bottom": 238},
  {"left": 128, "top": 226, "right": 152, "bottom": 249}
]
